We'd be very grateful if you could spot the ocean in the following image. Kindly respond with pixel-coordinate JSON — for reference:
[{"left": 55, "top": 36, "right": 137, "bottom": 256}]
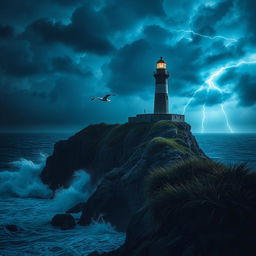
[{"left": 0, "top": 132, "right": 256, "bottom": 256}]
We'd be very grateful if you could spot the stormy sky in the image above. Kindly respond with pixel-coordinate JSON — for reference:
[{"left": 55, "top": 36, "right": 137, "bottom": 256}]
[{"left": 0, "top": 0, "right": 255, "bottom": 132}]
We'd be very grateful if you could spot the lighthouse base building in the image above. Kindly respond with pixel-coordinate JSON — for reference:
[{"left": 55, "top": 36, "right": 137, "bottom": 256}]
[
  {"left": 128, "top": 113, "right": 184, "bottom": 123},
  {"left": 128, "top": 57, "right": 185, "bottom": 123}
]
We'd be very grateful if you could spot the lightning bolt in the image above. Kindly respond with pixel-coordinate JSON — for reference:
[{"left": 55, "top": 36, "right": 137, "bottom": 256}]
[
  {"left": 176, "top": 29, "right": 238, "bottom": 43},
  {"left": 182, "top": 86, "right": 204, "bottom": 115},
  {"left": 175, "top": 28, "right": 254, "bottom": 133},
  {"left": 221, "top": 104, "right": 233, "bottom": 133},
  {"left": 184, "top": 58, "right": 256, "bottom": 133}
]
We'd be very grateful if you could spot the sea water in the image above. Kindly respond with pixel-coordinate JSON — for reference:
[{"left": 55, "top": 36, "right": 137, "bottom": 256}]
[
  {"left": 0, "top": 133, "right": 125, "bottom": 256},
  {"left": 0, "top": 132, "right": 256, "bottom": 255}
]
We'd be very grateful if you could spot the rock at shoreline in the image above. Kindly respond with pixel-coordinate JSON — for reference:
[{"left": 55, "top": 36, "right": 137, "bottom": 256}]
[{"left": 51, "top": 214, "right": 76, "bottom": 230}]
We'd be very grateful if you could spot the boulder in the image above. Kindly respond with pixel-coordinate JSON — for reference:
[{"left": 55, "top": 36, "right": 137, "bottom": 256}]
[{"left": 51, "top": 214, "right": 76, "bottom": 230}]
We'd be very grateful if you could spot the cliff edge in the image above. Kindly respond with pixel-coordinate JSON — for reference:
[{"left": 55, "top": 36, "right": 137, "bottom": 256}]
[{"left": 41, "top": 120, "right": 205, "bottom": 231}]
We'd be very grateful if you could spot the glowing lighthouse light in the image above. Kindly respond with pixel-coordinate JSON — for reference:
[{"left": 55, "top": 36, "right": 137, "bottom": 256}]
[{"left": 156, "top": 56, "right": 166, "bottom": 69}]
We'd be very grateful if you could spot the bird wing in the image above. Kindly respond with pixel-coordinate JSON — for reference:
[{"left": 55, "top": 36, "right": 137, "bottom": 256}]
[
  {"left": 103, "top": 94, "right": 115, "bottom": 100},
  {"left": 91, "top": 97, "right": 101, "bottom": 101}
]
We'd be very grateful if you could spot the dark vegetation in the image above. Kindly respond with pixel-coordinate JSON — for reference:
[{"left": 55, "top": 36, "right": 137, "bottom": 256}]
[{"left": 145, "top": 159, "right": 256, "bottom": 255}]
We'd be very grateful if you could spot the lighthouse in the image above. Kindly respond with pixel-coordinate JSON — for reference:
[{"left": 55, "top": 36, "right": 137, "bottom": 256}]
[
  {"left": 128, "top": 57, "right": 185, "bottom": 123},
  {"left": 154, "top": 57, "right": 169, "bottom": 114}
]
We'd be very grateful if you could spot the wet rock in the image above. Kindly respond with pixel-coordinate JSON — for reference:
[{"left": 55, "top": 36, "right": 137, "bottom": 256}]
[{"left": 51, "top": 214, "right": 76, "bottom": 230}]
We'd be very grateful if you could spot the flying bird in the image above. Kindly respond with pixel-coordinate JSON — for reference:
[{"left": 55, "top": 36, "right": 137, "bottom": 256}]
[{"left": 91, "top": 94, "right": 116, "bottom": 102}]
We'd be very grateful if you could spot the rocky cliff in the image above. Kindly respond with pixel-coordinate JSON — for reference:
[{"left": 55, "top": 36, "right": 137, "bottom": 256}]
[
  {"left": 41, "top": 122, "right": 153, "bottom": 189},
  {"left": 41, "top": 120, "right": 205, "bottom": 231},
  {"left": 92, "top": 160, "right": 256, "bottom": 256},
  {"left": 42, "top": 121, "right": 256, "bottom": 256}
]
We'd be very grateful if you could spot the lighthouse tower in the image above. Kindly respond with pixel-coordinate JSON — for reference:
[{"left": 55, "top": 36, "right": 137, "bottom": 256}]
[
  {"left": 154, "top": 57, "right": 169, "bottom": 114},
  {"left": 128, "top": 57, "right": 185, "bottom": 123}
]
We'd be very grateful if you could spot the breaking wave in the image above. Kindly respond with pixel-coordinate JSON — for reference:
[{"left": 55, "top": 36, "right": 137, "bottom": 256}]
[
  {"left": 0, "top": 155, "right": 52, "bottom": 198},
  {"left": 0, "top": 155, "right": 91, "bottom": 211}
]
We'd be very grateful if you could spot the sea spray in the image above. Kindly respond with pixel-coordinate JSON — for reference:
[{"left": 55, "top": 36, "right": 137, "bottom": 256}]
[
  {"left": 0, "top": 155, "right": 92, "bottom": 210},
  {"left": 51, "top": 170, "right": 92, "bottom": 211},
  {"left": 0, "top": 155, "right": 52, "bottom": 198},
  {"left": 0, "top": 197, "right": 125, "bottom": 256},
  {"left": 0, "top": 134, "right": 125, "bottom": 256}
]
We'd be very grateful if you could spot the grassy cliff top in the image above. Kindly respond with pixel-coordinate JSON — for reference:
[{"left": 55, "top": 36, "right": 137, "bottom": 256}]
[
  {"left": 146, "top": 159, "right": 256, "bottom": 238},
  {"left": 42, "top": 120, "right": 199, "bottom": 190}
]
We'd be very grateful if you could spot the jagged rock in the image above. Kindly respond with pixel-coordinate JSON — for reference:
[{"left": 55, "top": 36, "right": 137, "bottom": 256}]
[{"left": 51, "top": 214, "right": 76, "bottom": 230}]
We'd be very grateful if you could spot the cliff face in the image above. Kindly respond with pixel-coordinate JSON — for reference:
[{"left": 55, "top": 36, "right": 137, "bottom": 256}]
[
  {"left": 41, "top": 122, "right": 153, "bottom": 189},
  {"left": 41, "top": 120, "right": 205, "bottom": 231}
]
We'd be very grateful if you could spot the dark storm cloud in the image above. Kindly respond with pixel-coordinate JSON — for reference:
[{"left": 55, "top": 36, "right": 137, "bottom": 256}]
[
  {"left": 106, "top": 39, "right": 154, "bottom": 95},
  {"left": 143, "top": 25, "right": 171, "bottom": 41},
  {"left": 191, "top": 0, "right": 234, "bottom": 32},
  {"left": 106, "top": 25, "right": 203, "bottom": 96},
  {"left": 0, "top": 40, "right": 47, "bottom": 77},
  {"left": 0, "top": 75, "right": 95, "bottom": 126},
  {"left": 0, "top": 0, "right": 255, "bottom": 130},
  {"left": 0, "top": 0, "right": 82, "bottom": 27},
  {"left": 237, "top": 0, "right": 256, "bottom": 39},
  {"left": 236, "top": 74, "right": 256, "bottom": 106},
  {"left": 23, "top": 10, "right": 114, "bottom": 55},
  {"left": 101, "top": 0, "right": 165, "bottom": 31},
  {"left": 51, "top": 56, "right": 92, "bottom": 76},
  {"left": 0, "top": 25, "right": 14, "bottom": 38},
  {"left": 190, "top": 89, "right": 231, "bottom": 107},
  {"left": 217, "top": 65, "right": 256, "bottom": 107}
]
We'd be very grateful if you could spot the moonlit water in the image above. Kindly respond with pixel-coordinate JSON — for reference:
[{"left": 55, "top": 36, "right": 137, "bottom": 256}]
[
  {"left": 0, "top": 133, "right": 125, "bottom": 256},
  {"left": 195, "top": 133, "right": 256, "bottom": 170},
  {"left": 0, "top": 132, "right": 256, "bottom": 256}
]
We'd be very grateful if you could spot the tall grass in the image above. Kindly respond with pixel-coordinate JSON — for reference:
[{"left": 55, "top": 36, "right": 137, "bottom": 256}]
[
  {"left": 146, "top": 137, "right": 193, "bottom": 156},
  {"left": 146, "top": 159, "right": 256, "bottom": 249}
]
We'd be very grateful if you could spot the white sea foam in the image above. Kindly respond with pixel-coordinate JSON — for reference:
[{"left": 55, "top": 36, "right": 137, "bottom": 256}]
[
  {"left": 0, "top": 155, "right": 52, "bottom": 198},
  {"left": 51, "top": 170, "right": 91, "bottom": 211},
  {"left": 0, "top": 155, "right": 92, "bottom": 213},
  {"left": 0, "top": 156, "right": 125, "bottom": 256}
]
